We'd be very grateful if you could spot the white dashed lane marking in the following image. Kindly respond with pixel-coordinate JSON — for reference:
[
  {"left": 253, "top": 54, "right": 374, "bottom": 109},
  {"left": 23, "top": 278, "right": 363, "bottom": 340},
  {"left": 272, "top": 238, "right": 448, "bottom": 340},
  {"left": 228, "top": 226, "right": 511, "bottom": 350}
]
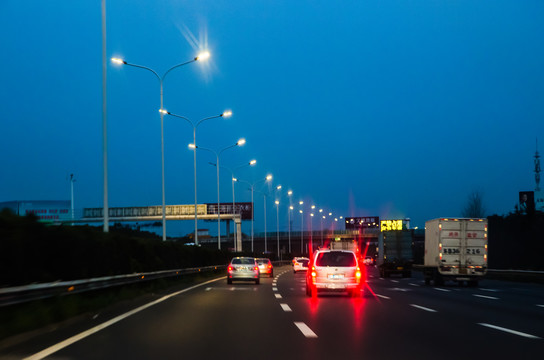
[
  {"left": 294, "top": 322, "right": 318, "bottom": 338},
  {"left": 410, "top": 304, "right": 437, "bottom": 313},
  {"left": 376, "top": 294, "right": 390, "bottom": 300},
  {"left": 478, "top": 323, "right": 541, "bottom": 339},
  {"left": 275, "top": 294, "right": 282, "bottom": 299},
  {"left": 473, "top": 294, "right": 499, "bottom": 300},
  {"left": 280, "top": 303, "right": 292, "bottom": 312}
]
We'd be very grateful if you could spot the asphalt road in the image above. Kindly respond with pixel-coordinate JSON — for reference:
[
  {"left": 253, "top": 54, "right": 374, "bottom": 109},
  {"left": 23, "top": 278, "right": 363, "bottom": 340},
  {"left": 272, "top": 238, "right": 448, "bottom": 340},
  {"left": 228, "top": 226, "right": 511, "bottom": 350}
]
[{"left": 2, "top": 265, "right": 543, "bottom": 359}]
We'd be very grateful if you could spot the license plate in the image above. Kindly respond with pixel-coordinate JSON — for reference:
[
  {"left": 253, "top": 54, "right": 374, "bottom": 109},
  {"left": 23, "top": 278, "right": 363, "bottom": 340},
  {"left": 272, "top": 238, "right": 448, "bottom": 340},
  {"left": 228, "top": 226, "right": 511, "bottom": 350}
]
[{"left": 328, "top": 274, "right": 344, "bottom": 279}]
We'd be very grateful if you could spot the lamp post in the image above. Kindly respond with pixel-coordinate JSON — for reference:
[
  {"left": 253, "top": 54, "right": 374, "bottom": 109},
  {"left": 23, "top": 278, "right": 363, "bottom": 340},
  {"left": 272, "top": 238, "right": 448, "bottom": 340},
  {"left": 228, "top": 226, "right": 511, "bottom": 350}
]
[
  {"left": 299, "top": 208, "right": 304, "bottom": 255},
  {"left": 189, "top": 138, "right": 245, "bottom": 249},
  {"left": 275, "top": 200, "right": 280, "bottom": 258},
  {"left": 111, "top": 52, "right": 210, "bottom": 240},
  {"left": 211, "top": 159, "right": 257, "bottom": 251},
  {"left": 162, "top": 109, "right": 231, "bottom": 245},
  {"left": 271, "top": 185, "right": 282, "bottom": 258},
  {"left": 310, "top": 212, "right": 314, "bottom": 252},
  {"left": 237, "top": 175, "right": 272, "bottom": 253},
  {"left": 319, "top": 208, "right": 324, "bottom": 246},
  {"left": 254, "top": 190, "right": 269, "bottom": 253},
  {"left": 288, "top": 205, "right": 294, "bottom": 254},
  {"left": 286, "top": 190, "right": 293, "bottom": 254}
]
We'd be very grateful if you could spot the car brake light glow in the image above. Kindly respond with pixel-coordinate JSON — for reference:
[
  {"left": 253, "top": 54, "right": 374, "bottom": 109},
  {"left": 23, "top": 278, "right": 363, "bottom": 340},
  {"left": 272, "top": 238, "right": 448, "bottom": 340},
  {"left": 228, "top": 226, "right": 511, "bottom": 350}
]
[
  {"left": 355, "top": 267, "right": 362, "bottom": 279},
  {"left": 254, "top": 266, "right": 259, "bottom": 271},
  {"left": 228, "top": 266, "right": 234, "bottom": 272}
]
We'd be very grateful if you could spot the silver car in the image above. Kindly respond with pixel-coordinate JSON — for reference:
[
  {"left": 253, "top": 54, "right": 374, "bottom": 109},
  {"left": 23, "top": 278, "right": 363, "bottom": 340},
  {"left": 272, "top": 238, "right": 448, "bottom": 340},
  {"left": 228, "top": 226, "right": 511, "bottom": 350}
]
[
  {"left": 227, "top": 257, "right": 260, "bottom": 284},
  {"left": 306, "top": 250, "right": 363, "bottom": 297}
]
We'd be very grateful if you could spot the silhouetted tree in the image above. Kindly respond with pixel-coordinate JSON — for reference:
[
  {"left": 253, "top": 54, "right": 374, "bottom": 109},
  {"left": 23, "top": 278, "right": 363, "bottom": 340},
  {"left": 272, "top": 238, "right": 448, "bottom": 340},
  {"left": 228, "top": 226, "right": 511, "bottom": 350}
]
[{"left": 462, "top": 190, "right": 486, "bottom": 218}]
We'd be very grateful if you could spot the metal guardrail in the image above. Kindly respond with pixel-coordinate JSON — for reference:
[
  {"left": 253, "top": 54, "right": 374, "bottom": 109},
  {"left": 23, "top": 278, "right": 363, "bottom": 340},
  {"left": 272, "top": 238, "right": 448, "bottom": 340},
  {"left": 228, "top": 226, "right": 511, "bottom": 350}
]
[
  {"left": 0, "top": 261, "right": 293, "bottom": 308},
  {"left": 0, "top": 265, "right": 227, "bottom": 308}
]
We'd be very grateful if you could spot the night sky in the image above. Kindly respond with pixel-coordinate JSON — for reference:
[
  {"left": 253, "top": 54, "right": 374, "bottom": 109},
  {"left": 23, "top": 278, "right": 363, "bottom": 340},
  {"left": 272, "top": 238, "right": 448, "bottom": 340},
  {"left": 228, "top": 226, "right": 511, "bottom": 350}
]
[{"left": 1, "top": 0, "right": 543, "bottom": 237}]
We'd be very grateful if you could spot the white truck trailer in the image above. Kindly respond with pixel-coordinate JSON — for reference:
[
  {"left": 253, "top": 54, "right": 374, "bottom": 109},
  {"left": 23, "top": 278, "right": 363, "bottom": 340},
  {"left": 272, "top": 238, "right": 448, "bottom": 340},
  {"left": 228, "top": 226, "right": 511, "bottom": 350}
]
[{"left": 423, "top": 218, "right": 488, "bottom": 286}]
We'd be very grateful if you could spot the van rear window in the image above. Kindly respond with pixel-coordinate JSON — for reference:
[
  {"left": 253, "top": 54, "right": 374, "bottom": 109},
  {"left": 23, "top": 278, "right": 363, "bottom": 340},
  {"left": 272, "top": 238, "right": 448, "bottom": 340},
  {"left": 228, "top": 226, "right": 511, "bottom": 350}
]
[{"left": 315, "top": 252, "right": 356, "bottom": 267}]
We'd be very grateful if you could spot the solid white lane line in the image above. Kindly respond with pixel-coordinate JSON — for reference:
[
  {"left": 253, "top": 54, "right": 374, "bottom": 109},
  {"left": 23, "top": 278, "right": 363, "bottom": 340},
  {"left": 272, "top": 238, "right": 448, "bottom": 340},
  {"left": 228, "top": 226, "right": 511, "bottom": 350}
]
[
  {"left": 275, "top": 294, "right": 282, "bottom": 299},
  {"left": 410, "top": 304, "right": 437, "bottom": 313},
  {"left": 478, "top": 323, "right": 541, "bottom": 339},
  {"left": 294, "top": 322, "right": 318, "bottom": 338},
  {"left": 537, "top": 304, "right": 544, "bottom": 308},
  {"left": 23, "top": 277, "right": 225, "bottom": 360},
  {"left": 473, "top": 294, "right": 499, "bottom": 300},
  {"left": 280, "top": 303, "right": 292, "bottom": 312},
  {"left": 434, "top": 288, "right": 451, "bottom": 292},
  {"left": 376, "top": 294, "right": 390, "bottom": 299}
]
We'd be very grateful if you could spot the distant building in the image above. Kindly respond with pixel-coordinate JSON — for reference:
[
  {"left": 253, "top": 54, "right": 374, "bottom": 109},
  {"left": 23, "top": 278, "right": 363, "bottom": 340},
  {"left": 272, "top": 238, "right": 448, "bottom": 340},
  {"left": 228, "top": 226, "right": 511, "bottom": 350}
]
[{"left": 0, "top": 200, "right": 72, "bottom": 222}]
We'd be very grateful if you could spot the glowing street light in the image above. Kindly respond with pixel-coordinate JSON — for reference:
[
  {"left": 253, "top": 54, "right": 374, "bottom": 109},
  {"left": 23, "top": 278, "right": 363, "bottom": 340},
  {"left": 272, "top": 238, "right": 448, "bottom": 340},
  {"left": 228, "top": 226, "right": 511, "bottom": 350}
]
[
  {"left": 211, "top": 159, "right": 257, "bottom": 251},
  {"left": 164, "top": 109, "right": 230, "bottom": 245},
  {"left": 275, "top": 200, "right": 280, "bottom": 257},
  {"left": 190, "top": 139, "right": 245, "bottom": 249},
  {"left": 111, "top": 52, "right": 210, "bottom": 240},
  {"left": 237, "top": 174, "right": 272, "bottom": 252}
]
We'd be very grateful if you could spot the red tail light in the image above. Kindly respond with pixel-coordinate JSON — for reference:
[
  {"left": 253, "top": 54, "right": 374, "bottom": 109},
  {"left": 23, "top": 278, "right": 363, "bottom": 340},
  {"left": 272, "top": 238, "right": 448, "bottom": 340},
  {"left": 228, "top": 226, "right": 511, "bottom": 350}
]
[
  {"left": 268, "top": 264, "right": 272, "bottom": 269},
  {"left": 254, "top": 266, "right": 259, "bottom": 271},
  {"left": 228, "top": 266, "right": 234, "bottom": 272}
]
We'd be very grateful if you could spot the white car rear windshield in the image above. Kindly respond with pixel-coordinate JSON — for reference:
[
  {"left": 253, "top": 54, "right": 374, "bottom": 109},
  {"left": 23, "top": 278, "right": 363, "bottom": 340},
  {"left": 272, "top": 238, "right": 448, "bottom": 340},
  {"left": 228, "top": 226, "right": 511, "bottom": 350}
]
[
  {"left": 232, "top": 258, "right": 255, "bottom": 265},
  {"left": 315, "top": 252, "right": 356, "bottom": 267}
]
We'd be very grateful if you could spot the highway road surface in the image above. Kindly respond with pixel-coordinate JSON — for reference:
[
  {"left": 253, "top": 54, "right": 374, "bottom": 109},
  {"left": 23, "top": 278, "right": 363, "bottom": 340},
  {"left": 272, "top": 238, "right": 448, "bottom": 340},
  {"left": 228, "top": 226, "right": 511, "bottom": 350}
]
[{"left": 2, "top": 265, "right": 543, "bottom": 359}]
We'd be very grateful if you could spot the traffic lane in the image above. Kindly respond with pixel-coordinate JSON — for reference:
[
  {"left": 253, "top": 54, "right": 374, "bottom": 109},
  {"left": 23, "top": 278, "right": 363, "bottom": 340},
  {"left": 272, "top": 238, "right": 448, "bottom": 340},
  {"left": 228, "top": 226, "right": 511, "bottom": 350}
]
[
  {"left": 372, "top": 274, "right": 544, "bottom": 337},
  {"left": 274, "top": 270, "right": 486, "bottom": 360},
  {"left": 23, "top": 268, "right": 301, "bottom": 360},
  {"left": 275, "top": 269, "right": 542, "bottom": 360},
  {"left": 367, "top": 276, "right": 543, "bottom": 356}
]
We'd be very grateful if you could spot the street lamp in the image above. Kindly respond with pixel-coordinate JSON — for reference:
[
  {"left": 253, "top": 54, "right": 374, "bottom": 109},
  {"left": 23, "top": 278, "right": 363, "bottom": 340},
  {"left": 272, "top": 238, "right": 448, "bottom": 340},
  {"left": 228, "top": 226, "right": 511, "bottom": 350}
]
[
  {"left": 211, "top": 159, "right": 257, "bottom": 251},
  {"left": 275, "top": 200, "right": 280, "bottom": 258},
  {"left": 319, "top": 209, "right": 324, "bottom": 246},
  {"left": 235, "top": 174, "right": 272, "bottom": 252},
  {"left": 288, "top": 205, "right": 294, "bottom": 253},
  {"left": 111, "top": 52, "right": 210, "bottom": 240},
  {"left": 287, "top": 190, "right": 293, "bottom": 254},
  {"left": 189, "top": 138, "right": 245, "bottom": 249},
  {"left": 299, "top": 209, "right": 304, "bottom": 255},
  {"left": 162, "top": 109, "right": 231, "bottom": 245}
]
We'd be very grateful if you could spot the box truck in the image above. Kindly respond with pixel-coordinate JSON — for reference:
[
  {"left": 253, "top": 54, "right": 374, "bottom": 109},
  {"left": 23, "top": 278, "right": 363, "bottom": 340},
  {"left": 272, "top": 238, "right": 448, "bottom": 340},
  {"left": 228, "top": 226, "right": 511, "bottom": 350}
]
[
  {"left": 424, "top": 218, "right": 488, "bottom": 286},
  {"left": 378, "top": 230, "right": 414, "bottom": 278}
]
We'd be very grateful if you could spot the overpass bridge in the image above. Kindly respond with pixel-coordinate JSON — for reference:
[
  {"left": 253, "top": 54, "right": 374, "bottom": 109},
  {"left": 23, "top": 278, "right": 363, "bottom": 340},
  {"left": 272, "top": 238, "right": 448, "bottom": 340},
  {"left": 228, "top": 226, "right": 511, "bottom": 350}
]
[{"left": 70, "top": 204, "right": 246, "bottom": 249}]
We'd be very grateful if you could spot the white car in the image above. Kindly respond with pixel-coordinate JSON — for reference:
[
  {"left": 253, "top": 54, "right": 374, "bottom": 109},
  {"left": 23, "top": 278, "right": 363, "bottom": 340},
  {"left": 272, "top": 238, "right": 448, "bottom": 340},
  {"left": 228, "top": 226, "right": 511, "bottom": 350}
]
[
  {"left": 293, "top": 257, "right": 310, "bottom": 273},
  {"left": 306, "top": 250, "right": 363, "bottom": 297},
  {"left": 227, "top": 257, "right": 260, "bottom": 284}
]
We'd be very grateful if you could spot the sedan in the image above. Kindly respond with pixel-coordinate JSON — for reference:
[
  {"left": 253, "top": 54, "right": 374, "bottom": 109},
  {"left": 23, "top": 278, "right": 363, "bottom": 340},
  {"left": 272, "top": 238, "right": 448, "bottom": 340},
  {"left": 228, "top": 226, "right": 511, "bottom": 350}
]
[
  {"left": 227, "top": 257, "right": 260, "bottom": 284},
  {"left": 256, "top": 258, "right": 274, "bottom": 277}
]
